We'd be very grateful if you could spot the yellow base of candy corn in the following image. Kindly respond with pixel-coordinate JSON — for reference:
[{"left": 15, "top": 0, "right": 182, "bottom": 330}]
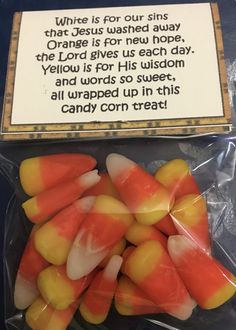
[
  {"left": 37, "top": 267, "right": 74, "bottom": 310},
  {"left": 204, "top": 276, "right": 236, "bottom": 309},
  {"left": 80, "top": 303, "right": 106, "bottom": 324},
  {"left": 20, "top": 158, "right": 44, "bottom": 196},
  {"left": 35, "top": 225, "right": 71, "bottom": 265},
  {"left": 26, "top": 298, "right": 67, "bottom": 330}
]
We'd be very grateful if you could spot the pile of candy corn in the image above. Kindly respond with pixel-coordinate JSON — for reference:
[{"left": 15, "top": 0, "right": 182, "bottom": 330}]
[{"left": 14, "top": 153, "right": 236, "bottom": 330}]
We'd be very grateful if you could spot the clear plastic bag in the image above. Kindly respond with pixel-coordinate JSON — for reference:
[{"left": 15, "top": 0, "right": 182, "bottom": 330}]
[{"left": 1, "top": 134, "right": 236, "bottom": 330}]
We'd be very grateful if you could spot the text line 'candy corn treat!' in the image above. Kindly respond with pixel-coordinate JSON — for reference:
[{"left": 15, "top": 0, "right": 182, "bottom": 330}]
[
  {"left": 14, "top": 225, "right": 49, "bottom": 310},
  {"left": 168, "top": 235, "right": 236, "bottom": 309},
  {"left": 67, "top": 195, "right": 133, "bottom": 280},
  {"left": 170, "top": 194, "right": 210, "bottom": 253},
  {"left": 37, "top": 265, "right": 95, "bottom": 310},
  {"left": 154, "top": 159, "right": 200, "bottom": 199},
  {"left": 106, "top": 153, "right": 173, "bottom": 225},
  {"left": 20, "top": 153, "right": 96, "bottom": 196},
  {"left": 34, "top": 196, "right": 95, "bottom": 265},
  {"left": 124, "top": 240, "right": 196, "bottom": 320},
  {"left": 80, "top": 255, "right": 123, "bottom": 324},
  {"left": 22, "top": 170, "right": 100, "bottom": 223},
  {"left": 26, "top": 297, "right": 78, "bottom": 330}
]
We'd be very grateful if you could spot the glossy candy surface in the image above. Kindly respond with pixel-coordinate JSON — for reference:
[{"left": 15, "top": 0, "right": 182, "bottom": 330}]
[
  {"left": 20, "top": 153, "right": 96, "bottom": 196},
  {"left": 170, "top": 194, "right": 210, "bottom": 252},
  {"left": 124, "top": 240, "right": 196, "bottom": 320},
  {"left": 37, "top": 265, "right": 95, "bottom": 310},
  {"left": 168, "top": 235, "right": 236, "bottom": 309},
  {"left": 22, "top": 170, "right": 100, "bottom": 223},
  {"left": 106, "top": 153, "right": 173, "bottom": 225},
  {"left": 14, "top": 226, "right": 49, "bottom": 310},
  {"left": 80, "top": 255, "right": 122, "bottom": 324},
  {"left": 67, "top": 195, "right": 133, "bottom": 280},
  {"left": 34, "top": 197, "right": 95, "bottom": 265},
  {"left": 26, "top": 297, "right": 78, "bottom": 330}
]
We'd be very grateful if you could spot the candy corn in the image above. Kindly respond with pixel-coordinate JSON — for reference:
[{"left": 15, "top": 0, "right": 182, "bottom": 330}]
[
  {"left": 99, "top": 238, "right": 126, "bottom": 268},
  {"left": 154, "top": 213, "right": 178, "bottom": 236},
  {"left": 168, "top": 235, "right": 236, "bottom": 309},
  {"left": 83, "top": 172, "right": 120, "bottom": 199},
  {"left": 34, "top": 196, "right": 95, "bottom": 265},
  {"left": 154, "top": 159, "right": 200, "bottom": 199},
  {"left": 115, "top": 276, "right": 161, "bottom": 315},
  {"left": 20, "top": 153, "right": 96, "bottom": 196},
  {"left": 22, "top": 170, "right": 100, "bottom": 223},
  {"left": 80, "top": 255, "right": 122, "bottom": 324},
  {"left": 170, "top": 194, "right": 210, "bottom": 252},
  {"left": 106, "top": 153, "right": 173, "bottom": 225},
  {"left": 124, "top": 240, "right": 196, "bottom": 320},
  {"left": 67, "top": 195, "right": 133, "bottom": 280},
  {"left": 125, "top": 222, "right": 167, "bottom": 249},
  {"left": 121, "top": 246, "right": 135, "bottom": 274},
  {"left": 14, "top": 226, "right": 49, "bottom": 310},
  {"left": 37, "top": 265, "right": 95, "bottom": 310},
  {"left": 26, "top": 297, "right": 78, "bottom": 330}
]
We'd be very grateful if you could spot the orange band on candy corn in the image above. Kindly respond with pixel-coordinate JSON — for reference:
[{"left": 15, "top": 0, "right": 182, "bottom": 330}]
[
  {"left": 37, "top": 265, "right": 95, "bottom": 310},
  {"left": 115, "top": 276, "right": 162, "bottom": 316},
  {"left": 80, "top": 255, "right": 122, "bottom": 324},
  {"left": 22, "top": 170, "right": 100, "bottom": 223},
  {"left": 14, "top": 226, "right": 49, "bottom": 310},
  {"left": 106, "top": 154, "right": 173, "bottom": 225},
  {"left": 83, "top": 172, "right": 120, "bottom": 199},
  {"left": 67, "top": 195, "right": 133, "bottom": 280},
  {"left": 125, "top": 222, "right": 167, "bottom": 249},
  {"left": 154, "top": 213, "right": 178, "bottom": 236},
  {"left": 168, "top": 235, "right": 236, "bottom": 309},
  {"left": 124, "top": 240, "right": 195, "bottom": 320},
  {"left": 34, "top": 197, "right": 95, "bottom": 265},
  {"left": 170, "top": 194, "right": 210, "bottom": 252},
  {"left": 20, "top": 153, "right": 96, "bottom": 196},
  {"left": 26, "top": 297, "right": 78, "bottom": 330},
  {"left": 154, "top": 159, "right": 200, "bottom": 199}
]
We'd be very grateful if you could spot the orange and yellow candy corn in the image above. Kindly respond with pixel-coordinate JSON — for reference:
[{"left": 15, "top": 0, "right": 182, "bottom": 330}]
[
  {"left": 20, "top": 153, "right": 96, "bottom": 196},
  {"left": 168, "top": 235, "right": 236, "bottom": 309},
  {"left": 124, "top": 240, "right": 196, "bottom": 320},
  {"left": 154, "top": 159, "right": 200, "bottom": 199},
  {"left": 125, "top": 222, "right": 167, "bottom": 249},
  {"left": 37, "top": 265, "right": 95, "bottom": 310},
  {"left": 115, "top": 276, "right": 161, "bottom": 316},
  {"left": 99, "top": 238, "right": 126, "bottom": 268},
  {"left": 80, "top": 255, "right": 122, "bottom": 324},
  {"left": 170, "top": 194, "right": 210, "bottom": 252},
  {"left": 83, "top": 172, "right": 120, "bottom": 199},
  {"left": 154, "top": 213, "right": 178, "bottom": 236},
  {"left": 67, "top": 195, "right": 133, "bottom": 280},
  {"left": 121, "top": 246, "right": 135, "bottom": 274},
  {"left": 22, "top": 170, "right": 100, "bottom": 223},
  {"left": 106, "top": 153, "right": 173, "bottom": 225},
  {"left": 26, "top": 297, "right": 78, "bottom": 330},
  {"left": 34, "top": 196, "right": 95, "bottom": 265},
  {"left": 14, "top": 226, "right": 49, "bottom": 310}
]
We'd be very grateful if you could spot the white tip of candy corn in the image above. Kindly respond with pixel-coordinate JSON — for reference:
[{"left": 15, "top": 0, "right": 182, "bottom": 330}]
[
  {"left": 74, "top": 196, "right": 96, "bottom": 213},
  {"left": 14, "top": 274, "right": 39, "bottom": 310},
  {"left": 67, "top": 242, "right": 108, "bottom": 280},
  {"left": 167, "top": 235, "right": 194, "bottom": 263},
  {"left": 169, "top": 295, "right": 196, "bottom": 320},
  {"left": 104, "top": 255, "right": 123, "bottom": 281},
  {"left": 106, "top": 153, "right": 135, "bottom": 181},
  {"left": 79, "top": 170, "right": 100, "bottom": 190}
]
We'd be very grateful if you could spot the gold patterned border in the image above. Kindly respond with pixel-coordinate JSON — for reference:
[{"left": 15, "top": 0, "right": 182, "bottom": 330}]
[{"left": 0, "top": 5, "right": 232, "bottom": 140}]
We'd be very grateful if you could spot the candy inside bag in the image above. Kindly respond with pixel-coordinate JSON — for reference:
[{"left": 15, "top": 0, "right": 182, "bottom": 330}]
[{"left": 1, "top": 136, "right": 236, "bottom": 330}]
